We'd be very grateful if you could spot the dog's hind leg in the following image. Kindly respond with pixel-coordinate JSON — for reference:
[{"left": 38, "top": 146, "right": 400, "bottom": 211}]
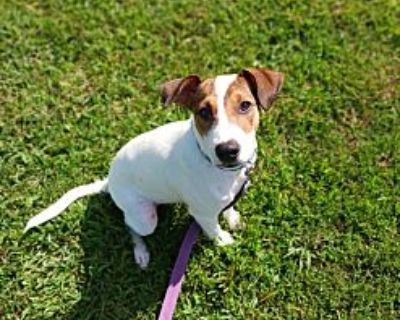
[
  {"left": 109, "top": 186, "right": 158, "bottom": 269},
  {"left": 124, "top": 198, "right": 157, "bottom": 269},
  {"left": 123, "top": 199, "right": 157, "bottom": 269},
  {"left": 128, "top": 227, "right": 151, "bottom": 269}
]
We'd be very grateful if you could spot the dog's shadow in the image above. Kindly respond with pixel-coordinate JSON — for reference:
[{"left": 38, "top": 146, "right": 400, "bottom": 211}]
[{"left": 66, "top": 194, "right": 193, "bottom": 320}]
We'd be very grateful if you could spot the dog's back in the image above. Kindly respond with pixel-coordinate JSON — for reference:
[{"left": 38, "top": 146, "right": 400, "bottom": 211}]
[{"left": 108, "top": 119, "right": 192, "bottom": 205}]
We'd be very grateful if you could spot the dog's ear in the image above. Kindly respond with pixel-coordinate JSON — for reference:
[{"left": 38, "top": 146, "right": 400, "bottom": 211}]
[
  {"left": 160, "top": 75, "right": 201, "bottom": 108},
  {"left": 239, "top": 68, "right": 284, "bottom": 111}
]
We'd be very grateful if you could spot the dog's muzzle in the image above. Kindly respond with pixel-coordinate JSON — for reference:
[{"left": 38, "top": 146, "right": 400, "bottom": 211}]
[
  {"left": 192, "top": 125, "right": 256, "bottom": 172},
  {"left": 215, "top": 140, "right": 240, "bottom": 165}
]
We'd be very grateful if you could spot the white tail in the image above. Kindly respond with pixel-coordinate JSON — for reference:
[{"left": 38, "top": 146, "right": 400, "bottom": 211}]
[{"left": 24, "top": 179, "right": 108, "bottom": 233}]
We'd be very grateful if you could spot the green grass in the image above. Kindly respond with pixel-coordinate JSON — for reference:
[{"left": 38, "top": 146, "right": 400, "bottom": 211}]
[{"left": 1, "top": 0, "right": 399, "bottom": 319}]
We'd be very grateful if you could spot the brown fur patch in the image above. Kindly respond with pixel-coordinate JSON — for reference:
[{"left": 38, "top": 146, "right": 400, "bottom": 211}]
[
  {"left": 239, "top": 68, "right": 284, "bottom": 110},
  {"left": 192, "top": 78, "right": 219, "bottom": 136},
  {"left": 160, "top": 75, "right": 201, "bottom": 107},
  {"left": 224, "top": 77, "right": 260, "bottom": 133}
]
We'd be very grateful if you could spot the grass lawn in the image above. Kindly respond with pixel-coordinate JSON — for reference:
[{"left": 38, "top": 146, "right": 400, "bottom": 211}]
[{"left": 1, "top": 0, "right": 399, "bottom": 319}]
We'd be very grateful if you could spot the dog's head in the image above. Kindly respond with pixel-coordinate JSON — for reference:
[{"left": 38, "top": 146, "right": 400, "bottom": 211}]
[{"left": 160, "top": 68, "right": 284, "bottom": 168}]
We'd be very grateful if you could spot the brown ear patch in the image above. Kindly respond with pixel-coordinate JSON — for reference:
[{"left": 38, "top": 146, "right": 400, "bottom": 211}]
[
  {"left": 160, "top": 75, "right": 201, "bottom": 107},
  {"left": 224, "top": 76, "right": 260, "bottom": 133},
  {"left": 239, "top": 68, "right": 284, "bottom": 110}
]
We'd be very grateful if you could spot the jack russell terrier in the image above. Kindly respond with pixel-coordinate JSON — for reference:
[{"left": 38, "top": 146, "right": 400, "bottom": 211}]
[{"left": 25, "top": 68, "right": 284, "bottom": 269}]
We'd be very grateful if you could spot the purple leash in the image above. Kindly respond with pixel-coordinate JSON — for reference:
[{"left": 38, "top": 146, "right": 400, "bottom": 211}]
[{"left": 158, "top": 221, "right": 201, "bottom": 320}]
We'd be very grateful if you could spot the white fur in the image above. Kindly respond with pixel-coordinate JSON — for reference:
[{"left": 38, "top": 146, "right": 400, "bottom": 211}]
[{"left": 24, "top": 74, "right": 259, "bottom": 268}]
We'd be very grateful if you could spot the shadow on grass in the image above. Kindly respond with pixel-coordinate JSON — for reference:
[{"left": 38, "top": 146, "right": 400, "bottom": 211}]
[{"left": 66, "top": 194, "right": 192, "bottom": 320}]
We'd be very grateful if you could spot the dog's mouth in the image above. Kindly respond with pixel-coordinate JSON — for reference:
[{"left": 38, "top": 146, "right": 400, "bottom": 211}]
[
  {"left": 215, "top": 148, "right": 257, "bottom": 171},
  {"left": 215, "top": 157, "right": 251, "bottom": 171},
  {"left": 217, "top": 160, "right": 242, "bottom": 169}
]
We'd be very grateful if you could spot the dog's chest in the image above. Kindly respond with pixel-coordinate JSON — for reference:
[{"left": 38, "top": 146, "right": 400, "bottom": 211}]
[
  {"left": 214, "top": 172, "right": 248, "bottom": 208},
  {"left": 180, "top": 168, "right": 248, "bottom": 213}
]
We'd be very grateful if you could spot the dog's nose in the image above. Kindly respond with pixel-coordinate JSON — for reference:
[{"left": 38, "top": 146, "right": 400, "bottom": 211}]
[{"left": 215, "top": 140, "right": 240, "bottom": 163}]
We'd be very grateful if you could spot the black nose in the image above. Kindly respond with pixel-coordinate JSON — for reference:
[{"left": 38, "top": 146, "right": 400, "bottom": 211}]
[{"left": 215, "top": 140, "right": 240, "bottom": 163}]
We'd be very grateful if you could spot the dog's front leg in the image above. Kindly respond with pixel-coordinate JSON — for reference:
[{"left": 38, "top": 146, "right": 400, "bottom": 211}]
[
  {"left": 190, "top": 210, "right": 234, "bottom": 246},
  {"left": 223, "top": 207, "right": 245, "bottom": 230}
]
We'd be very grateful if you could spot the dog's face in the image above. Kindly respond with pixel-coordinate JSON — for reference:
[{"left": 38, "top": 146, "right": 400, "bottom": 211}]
[{"left": 161, "top": 68, "right": 284, "bottom": 168}]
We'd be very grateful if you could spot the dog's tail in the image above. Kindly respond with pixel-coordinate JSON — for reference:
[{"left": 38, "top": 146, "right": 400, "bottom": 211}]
[{"left": 24, "top": 178, "right": 108, "bottom": 233}]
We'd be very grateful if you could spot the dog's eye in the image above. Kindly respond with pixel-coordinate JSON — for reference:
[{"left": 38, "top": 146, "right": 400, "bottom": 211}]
[
  {"left": 198, "top": 106, "right": 213, "bottom": 121},
  {"left": 239, "top": 101, "right": 252, "bottom": 114}
]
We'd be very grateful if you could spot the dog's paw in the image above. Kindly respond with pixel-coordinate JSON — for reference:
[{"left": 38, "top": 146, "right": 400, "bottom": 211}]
[
  {"left": 216, "top": 230, "right": 234, "bottom": 246},
  {"left": 224, "top": 209, "right": 245, "bottom": 230},
  {"left": 134, "top": 243, "right": 150, "bottom": 269}
]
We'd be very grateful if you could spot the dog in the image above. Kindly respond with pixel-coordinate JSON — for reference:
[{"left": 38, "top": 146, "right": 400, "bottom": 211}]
[{"left": 24, "top": 68, "right": 284, "bottom": 269}]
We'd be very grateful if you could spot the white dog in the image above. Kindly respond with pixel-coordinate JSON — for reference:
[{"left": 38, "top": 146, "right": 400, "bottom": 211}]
[{"left": 25, "top": 68, "right": 284, "bottom": 269}]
